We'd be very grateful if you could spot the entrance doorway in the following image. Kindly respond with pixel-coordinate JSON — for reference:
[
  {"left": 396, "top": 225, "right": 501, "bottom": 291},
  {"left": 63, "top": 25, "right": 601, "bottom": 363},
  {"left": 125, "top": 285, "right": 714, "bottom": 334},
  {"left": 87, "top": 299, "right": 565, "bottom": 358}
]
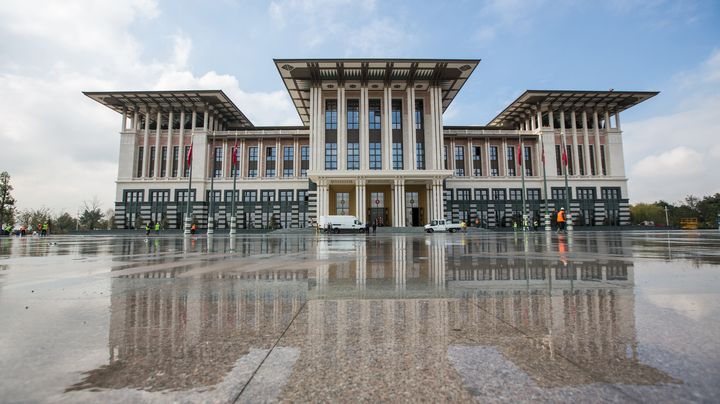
[
  {"left": 405, "top": 192, "right": 421, "bottom": 226},
  {"left": 369, "top": 192, "right": 386, "bottom": 226}
]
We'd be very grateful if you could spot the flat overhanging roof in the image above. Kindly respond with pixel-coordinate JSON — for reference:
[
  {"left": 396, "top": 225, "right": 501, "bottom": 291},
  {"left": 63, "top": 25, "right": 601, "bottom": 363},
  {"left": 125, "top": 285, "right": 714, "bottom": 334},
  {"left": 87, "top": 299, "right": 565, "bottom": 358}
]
[
  {"left": 83, "top": 90, "right": 253, "bottom": 128},
  {"left": 274, "top": 58, "right": 481, "bottom": 125},
  {"left": 488, "top": 90, "right": 659, "bottom": 127}
]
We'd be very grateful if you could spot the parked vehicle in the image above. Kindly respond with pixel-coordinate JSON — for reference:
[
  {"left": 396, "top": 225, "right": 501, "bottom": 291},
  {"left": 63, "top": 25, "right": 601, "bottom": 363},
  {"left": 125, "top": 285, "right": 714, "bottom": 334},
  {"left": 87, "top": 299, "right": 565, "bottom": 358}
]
[
  {"left": 424, "top": 219, "right": 462, "bottom": 233},
  {"left": 317, "top": 215, "right": 365, "bottom": 233}
]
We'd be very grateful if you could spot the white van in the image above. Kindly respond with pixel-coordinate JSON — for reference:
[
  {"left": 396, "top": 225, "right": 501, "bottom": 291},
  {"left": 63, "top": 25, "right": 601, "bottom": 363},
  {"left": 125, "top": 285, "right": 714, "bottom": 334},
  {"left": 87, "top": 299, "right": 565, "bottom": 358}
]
[{"left": 317, "top": 215, "right": 365, "bottom": 233}]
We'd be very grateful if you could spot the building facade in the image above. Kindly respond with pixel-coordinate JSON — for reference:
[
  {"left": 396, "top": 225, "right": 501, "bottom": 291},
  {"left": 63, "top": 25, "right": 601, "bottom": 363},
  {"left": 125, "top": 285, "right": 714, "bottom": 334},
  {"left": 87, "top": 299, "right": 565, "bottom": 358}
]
[{"left": 84, "top": 58, "right": 657, "bottom": 229}]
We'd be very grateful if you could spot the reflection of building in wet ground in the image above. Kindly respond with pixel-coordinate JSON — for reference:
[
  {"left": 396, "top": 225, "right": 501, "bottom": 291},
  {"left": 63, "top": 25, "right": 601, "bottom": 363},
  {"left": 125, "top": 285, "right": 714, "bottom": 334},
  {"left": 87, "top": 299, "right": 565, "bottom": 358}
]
[{"left": 70, "top": 234, "right": 675, "bottom": 396}]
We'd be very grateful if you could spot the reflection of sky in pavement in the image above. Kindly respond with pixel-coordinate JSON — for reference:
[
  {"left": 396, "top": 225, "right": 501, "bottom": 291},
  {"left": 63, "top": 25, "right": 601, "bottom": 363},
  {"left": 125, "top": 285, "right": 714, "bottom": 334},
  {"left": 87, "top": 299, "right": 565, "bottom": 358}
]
[{"left": 0, "top": 231, "right": 718, "bottom": 402}]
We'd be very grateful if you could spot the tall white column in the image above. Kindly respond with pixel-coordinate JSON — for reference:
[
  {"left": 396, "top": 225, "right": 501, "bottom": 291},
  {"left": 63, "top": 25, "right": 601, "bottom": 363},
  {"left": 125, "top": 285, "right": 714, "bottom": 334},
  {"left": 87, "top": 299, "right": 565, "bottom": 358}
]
[
  {"left": 360, "top": 85, "right": 369, "bottom": 171},
  {"left": 548, "top": 110, "right": 555, "bottom": 129},
  {"left": 191, "top": 109, "right": 197, "bottom": 131},
  {"left": 501, "top": 138, "right": 508, "bottom": 176},
  {"left": 337, "top": 87, "right": 347, "bottom": 170},
  {"left": 223, "top": 138, "right": 230, "bottom": 178},
  {"left": 355, "top": 179, "right": 366, "bottom": 221},
  {"left": 165, "top": 110, "right": 173, "bottom": 178},
  {"left": 141, "top": 106, "right": 149, "bottom": 177},
  {"left": 276, "top": 138, "right": 281, "bottom": 177},
  {"left": 258, "top": 139, "right": 265, "bottom": 178},
  {"left": 604, "top": 110, "right": 611, "bottom": 131},
  {"left": 178, "top": 110, "right": 185, "bottom": 178},
  {"left": 407, "top": 86, "right": 417, "bottom": 170},
  {"left": 582, "top": 111, "right": 590, "bottom": 177},
  {"left": 570, "top": 110, "right": 579, "bottom": 176},
  {"left": 427, "top": 90, "right": 437, "bottom": 170},
  {"left": 559, "top": 110, "right": 566, "bottom": 175},
  {"left": 121, "top": 107, "right": 127, "bottom": 131},
  {"left": 382, "top": 86, "right": 392, "bottom": 170},
  {"left": 484, "top": 138, "right": 491, "bottom": 177},
  {"left": 309, "top": 87, "right": 316, "bottom": 171},
  {"left": 435, "top": 86, "right": 444, "bottom": 170},
  {"left": 593, "top": 110, "right": 601, "bottom": 176},
  {"left": 154, "top": 110, "right": 162, "bottom": 178},
  {"left": 293, "top": 137, "right": 300, "bottom": 177},
  {"left": 131, "top": 107, "right": 138, "bottom": 131},
  {"left": 203, "top": 108, "right": 209, "bottom": 131},
  {"left": 615, "top": 111, "right": 621, "bottom": 131}
]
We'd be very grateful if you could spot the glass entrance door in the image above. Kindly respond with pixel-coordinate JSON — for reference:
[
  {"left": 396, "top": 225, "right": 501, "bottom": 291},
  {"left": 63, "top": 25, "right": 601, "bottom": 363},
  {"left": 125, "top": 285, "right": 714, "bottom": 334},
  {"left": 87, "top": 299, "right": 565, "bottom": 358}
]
[
  {"left": 369, "top": 192, "right": 385, "bottom": 226},
  {"left": 405, "top": 192, "right": 420, "bottom": 226}
]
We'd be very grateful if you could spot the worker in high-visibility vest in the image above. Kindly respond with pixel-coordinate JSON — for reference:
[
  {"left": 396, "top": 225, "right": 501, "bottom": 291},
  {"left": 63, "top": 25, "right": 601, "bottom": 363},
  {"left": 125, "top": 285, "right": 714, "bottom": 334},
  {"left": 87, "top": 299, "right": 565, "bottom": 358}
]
[{"left": 557, "top": 208, "right": 566, "bottom": 233}]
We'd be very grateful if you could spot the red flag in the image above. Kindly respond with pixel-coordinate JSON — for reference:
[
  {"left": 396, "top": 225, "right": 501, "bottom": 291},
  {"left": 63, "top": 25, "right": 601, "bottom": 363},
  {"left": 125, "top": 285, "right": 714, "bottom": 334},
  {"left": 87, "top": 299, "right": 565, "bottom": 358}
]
[
  {"left": 232, "top": 140, "right": 238, "bottom": 165},
  {"left": 541, "top": 144, "right": 545, "bottom": 164},
  {"left": 561, "top": 145, "right": 568, "bottom": 166},
  {"left": 186, "top": 142, "right": 193, "bottom": 166},
  {"left": 517, "top": 140, "right": 522, "bottom": 166}
]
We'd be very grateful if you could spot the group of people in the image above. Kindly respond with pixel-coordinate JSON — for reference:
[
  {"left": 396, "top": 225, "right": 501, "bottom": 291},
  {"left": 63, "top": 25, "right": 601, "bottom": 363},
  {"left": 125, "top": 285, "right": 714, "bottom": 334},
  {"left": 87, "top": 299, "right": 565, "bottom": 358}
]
[
  {"left": 507, "top": 207, "right": 568, "bottom": 233},
  {"left": 145, "top": 221, "right": 161, "bottom": 236},
  {"left": 2, "top": 223, "right": 50, "bottom": 237}
]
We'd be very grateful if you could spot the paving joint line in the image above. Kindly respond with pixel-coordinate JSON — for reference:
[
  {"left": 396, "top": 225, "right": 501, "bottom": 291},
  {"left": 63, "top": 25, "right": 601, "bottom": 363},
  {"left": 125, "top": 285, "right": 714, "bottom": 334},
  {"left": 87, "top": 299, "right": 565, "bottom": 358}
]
[
  {"left": 469, "top": 299, "right": 643, "bottom": 403},
  {"left": 231, "top": 300, "right": 308, "bottom": 404}
]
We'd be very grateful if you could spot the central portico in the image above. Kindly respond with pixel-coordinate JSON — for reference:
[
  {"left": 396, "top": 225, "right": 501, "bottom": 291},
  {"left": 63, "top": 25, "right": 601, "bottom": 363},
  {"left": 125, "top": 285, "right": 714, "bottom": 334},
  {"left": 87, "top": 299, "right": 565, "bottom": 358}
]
[{"left": 275, "top": 58, "right": 480, "bottom": 225}]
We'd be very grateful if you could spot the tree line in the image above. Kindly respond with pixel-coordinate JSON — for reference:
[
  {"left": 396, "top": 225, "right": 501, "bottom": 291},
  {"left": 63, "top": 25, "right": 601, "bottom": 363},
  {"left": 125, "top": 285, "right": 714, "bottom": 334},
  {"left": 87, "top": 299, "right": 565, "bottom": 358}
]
[
  {"left": 0, "top": 172, "right": 114, "bottom": 233},
  {"left": 630, "top": 193, "right": 720, "bottom": 229}
]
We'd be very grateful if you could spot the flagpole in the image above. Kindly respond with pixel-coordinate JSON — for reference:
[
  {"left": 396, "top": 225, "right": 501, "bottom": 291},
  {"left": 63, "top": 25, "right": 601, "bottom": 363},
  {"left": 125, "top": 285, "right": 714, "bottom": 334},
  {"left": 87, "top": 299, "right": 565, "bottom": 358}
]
[
  {"left": 230, "top": 135, "right": 238, "bottom": 236},
  {"left": 541, "top": 136, "right": 550, "bottom": 231},
  {"left": 562, "top": 131, "right": 571, "bottom": 231},
  {"left": 520, "top": 136, "right": 527, "bottom": 231},
  {"left": 208, "top": 133, "right": 215, "bottom": 235},
  {"left": 184, "top": 141, "right": 193, "bottom": 235}
]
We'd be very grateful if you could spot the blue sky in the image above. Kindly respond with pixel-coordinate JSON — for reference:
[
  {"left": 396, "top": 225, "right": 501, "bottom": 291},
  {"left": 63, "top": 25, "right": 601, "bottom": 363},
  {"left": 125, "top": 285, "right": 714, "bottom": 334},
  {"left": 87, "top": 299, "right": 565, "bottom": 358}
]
[{"left": 1, "top": 0, "right": 719, "bottom": 213}]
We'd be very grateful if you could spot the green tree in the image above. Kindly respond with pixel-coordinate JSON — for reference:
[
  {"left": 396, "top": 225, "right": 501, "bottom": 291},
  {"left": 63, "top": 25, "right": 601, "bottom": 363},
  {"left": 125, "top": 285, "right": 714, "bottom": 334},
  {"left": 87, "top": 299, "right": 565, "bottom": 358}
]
[
  {"left": 629, "top": 203, "right": 665, "bottom": 225},
  {"left": 54, "top": 212, "right": 77, "bottom": 234},
  {"left": 80, "top": 198, "right": 104, "bottom": 230},
  {"left": 17, "top": 207, "right": 52, "bottom": 230},
  {"left": 0, "top": 171, "right": 16, "bottom": 225},
  {"left": 696, "top": 193, "right": 720, "bottom": 228}
]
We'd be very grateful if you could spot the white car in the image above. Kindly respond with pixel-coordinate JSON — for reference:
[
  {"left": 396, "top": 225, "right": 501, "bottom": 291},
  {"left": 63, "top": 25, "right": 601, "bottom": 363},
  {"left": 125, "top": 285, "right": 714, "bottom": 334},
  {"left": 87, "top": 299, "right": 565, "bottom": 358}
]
[{"left": 424, "top": 219, "right": 462, "bottom": 233}]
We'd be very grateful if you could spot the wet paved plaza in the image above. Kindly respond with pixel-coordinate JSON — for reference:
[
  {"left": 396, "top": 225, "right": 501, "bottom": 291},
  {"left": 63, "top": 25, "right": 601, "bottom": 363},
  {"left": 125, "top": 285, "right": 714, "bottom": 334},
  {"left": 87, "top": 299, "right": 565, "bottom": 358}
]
[{"left": 1, "top": 230, "right": 719, "bottom": 403}]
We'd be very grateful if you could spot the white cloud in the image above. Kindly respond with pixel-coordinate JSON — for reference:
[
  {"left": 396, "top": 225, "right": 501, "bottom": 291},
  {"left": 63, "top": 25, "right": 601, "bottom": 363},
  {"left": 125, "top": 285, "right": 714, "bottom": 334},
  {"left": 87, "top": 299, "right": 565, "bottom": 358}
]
[
  {"left": 625, "top": 49, "right": 720, "bottom": 203},
  {"left": 0, "top": 0, "right": 300, "bottom": 214}
]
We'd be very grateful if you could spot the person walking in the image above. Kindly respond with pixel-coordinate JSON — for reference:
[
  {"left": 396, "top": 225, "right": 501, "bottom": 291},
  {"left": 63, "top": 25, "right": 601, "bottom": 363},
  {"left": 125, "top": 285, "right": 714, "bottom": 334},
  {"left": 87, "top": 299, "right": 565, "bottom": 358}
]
[
  {"left": 154, "top": 221, "right": 160, "bottom": 235},
  {"left": 145, "top": 222, "right": 151, "bottom": 236},
  {"left": 557, "top": 208, "right": 566, "bottom": 233},
  {"left": 460, "top": 220, "right": 467, "bottom": 233},
  {"left": 191, "top": 223, "right": 197, "bottom": 235},
  {"left": 372, "top": 219, "right": 377, "bottom": 234},
  {"left": 42, "top": 222, "right": 49, "bottom": 236}
]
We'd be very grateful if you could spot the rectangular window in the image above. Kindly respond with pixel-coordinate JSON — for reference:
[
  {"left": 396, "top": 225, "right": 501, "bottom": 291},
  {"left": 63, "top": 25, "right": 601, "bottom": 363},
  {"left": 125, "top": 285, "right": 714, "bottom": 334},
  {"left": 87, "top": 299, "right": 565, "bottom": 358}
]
[
  {"left": 279, "top": 190, "right": 293, "bottom": 202},
  {"left": 578, "top": 145, "right": 585, "bottom": 175},
  {"left": 248, "top": 146, "right": 258, "bottom": 177},
  {"left": 249, "top": 146, "right": 258, "bottom": 161},
  {"left": 172, "top": 146, "right": 179, "bottom": 177},
  {"left": 283, "top": 168, "right": 293, "bottom": 177},
  {"left": 347, "top": 143, "right": 359, "bottom": 170},
  {"left": 298, "top": 190, "right": 308, "bottom": 202},
  {"left": 506, "top": 145, "right": 515, "bottom": 176},
  {"left": 456, "top": 189, "right": 470, "bottom": 201},
  {"left": 474, "top": 188, "right": 489, "bottom": 201},
  {"left": 454, "top": 145, "right": 465, "bottom": 176},
  {"left": 160, "top": 146, "right": 167, "bottom": 177},
  {"left": 566, "top": 145, "right": 574, "bottom": 175},
  {"left": 243, "top": 190, "right": 257, "bottom": 202},
  {"left": 148, "top": 146, "right": 156, "bottom": 177},
  {"left": 123, "top": 190, "right": 144, "bottom": 203},
  {"left": 490, "top": 146, "right": 499, "bottom": 176},
  {"left": 415, "top": 100, "right": 423, "bottom": 130},
  {"left": 369, "top": 143, "right": 381, "bottom": 170},
  {"left": 284, "top": 146, "right": 293, "bottom": 161},
  {"left": 392, "top": 143, "right": 403, "bottom": 170},
  {"left": 524, "top": 146, "right": 532, "bottom": 176},
  {"left": 589, "top": 145, "right": 596, "bottom": 175},
  {"left": 555, "top": 145, "right": 563, "bottom": 176},
  {"left": 266, "top": 146, "right": 276, "bottom": 161},
  {"left": 577, "top": 187, "right": 596, "bottom": 200},
  {"left": 492, "top": 189, "right": 506, "bottom": 200},
  {"left": 369, "top": 100, "right": 381, "bottom": 129},
  {"left": 175, "top": 189, "right": 196, "bottom": 202},
  {"left": 600, "top": 145, "right": 607, "bottom": 175},
  {"left": 347, "top": 100, "right": 359, "bottom": 129},
  {"left": 224, "top": 190, "right": 239, "bottom": 202},
  {"left": 325, "top": 143, "right": 337, "bottom": 170},
  {"left": 527, "top": 189, "right": 541, "bottom": 200},
  {"left": 261, "top": 190, "right": 275, "bottom": 202},
  {"left": 472, "top": 146, "right": 482, "bottom": 176},
  {"left": 551, "top": 187, "right": 567, "bottom": 200},
  {"left": 391, "top": 100, "right": 402, "bottom": 130},
  {"left": 601, "top": 187, "right": 620, "bottom": 200},
  {"left": 325, "top": 99, "right": 337, "bottom": 130},
  {"left": 301, "top": 146, "right": 309, "bottom": 161},
  {"left": 205, "top": 190, "right": 221, "bottom": 203},
  {"left": 213, "top": 147, "right": 222, "bottom": 178},
  {"left": 136, "top": 146, "right": 144, "bottom": 177},
  {"left": 184, "top": 146, "right": 191, "bottom": 177},
  {"left": 416, "top": 143, "right": 425, "bottom": 169},
  {"left": 265, "top": 168, "right": 275, "bottom": 177},
  {"left": 509, "top": 189, "right": 522, "bottom": 200}
]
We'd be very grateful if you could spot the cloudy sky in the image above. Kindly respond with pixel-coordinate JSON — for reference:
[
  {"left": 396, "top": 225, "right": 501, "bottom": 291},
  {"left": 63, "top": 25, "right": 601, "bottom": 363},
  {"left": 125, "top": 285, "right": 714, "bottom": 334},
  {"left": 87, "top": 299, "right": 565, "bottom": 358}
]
[{"left": 1, "top": 0, "right": 718, "bottom": 213}]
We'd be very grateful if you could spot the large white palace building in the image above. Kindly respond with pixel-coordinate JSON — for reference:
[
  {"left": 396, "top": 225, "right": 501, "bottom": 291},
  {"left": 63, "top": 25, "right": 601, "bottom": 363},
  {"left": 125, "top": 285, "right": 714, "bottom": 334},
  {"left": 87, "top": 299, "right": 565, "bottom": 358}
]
[{"left": 85, "top": 58, "right": 657, "bottom": 229}]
